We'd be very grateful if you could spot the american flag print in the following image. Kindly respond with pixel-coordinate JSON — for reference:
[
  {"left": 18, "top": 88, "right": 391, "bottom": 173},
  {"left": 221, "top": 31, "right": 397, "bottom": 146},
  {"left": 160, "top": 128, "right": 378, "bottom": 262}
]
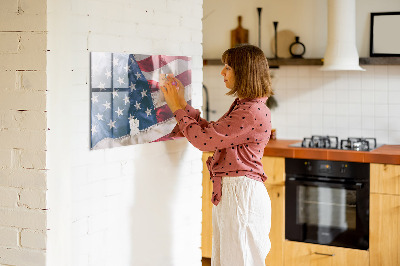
[{"left": 90, "top": 52, "right": 192, "bottom": 149}]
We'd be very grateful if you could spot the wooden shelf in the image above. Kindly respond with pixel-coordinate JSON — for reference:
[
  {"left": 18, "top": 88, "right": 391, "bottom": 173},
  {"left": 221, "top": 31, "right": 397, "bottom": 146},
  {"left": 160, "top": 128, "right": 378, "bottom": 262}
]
[
  {"left": 359, "top": 57, "right": 400, "bottom": 65},
  {"left": 203, "top": 58, "right": 323, "bottom": 67},
  {"left": 203, "top": 57, "right": 400, "bottom": 67}
]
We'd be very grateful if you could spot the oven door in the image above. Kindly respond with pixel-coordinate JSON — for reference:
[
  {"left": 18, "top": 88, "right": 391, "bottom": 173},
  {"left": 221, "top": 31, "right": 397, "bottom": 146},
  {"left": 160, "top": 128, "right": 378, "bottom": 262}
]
[{"left": 285, "top": 177, "right": 369, "bottom": 250}]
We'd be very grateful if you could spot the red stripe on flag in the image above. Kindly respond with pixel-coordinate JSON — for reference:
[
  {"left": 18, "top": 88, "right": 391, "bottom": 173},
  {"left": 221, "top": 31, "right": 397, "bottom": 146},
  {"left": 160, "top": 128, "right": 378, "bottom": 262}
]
[
  {"left": 155, "top": 104, "right": 174, "bottom": 123},
  {"left": 175, "top": 70, "right": 192, "bottom": 87},
  {"left": 147, "top": 80, "right": 159, "bottom": 93},
  {"left": 136, "top": 55, "right": 191, "bottom": 73}
]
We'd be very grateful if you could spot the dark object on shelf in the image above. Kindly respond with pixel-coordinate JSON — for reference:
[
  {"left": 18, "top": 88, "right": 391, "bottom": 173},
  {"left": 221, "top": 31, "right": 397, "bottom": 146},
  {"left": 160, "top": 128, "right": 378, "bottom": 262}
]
[
  {"left": 289, "top": 36, "right": 306, "bottom": 58},
  {"left": 266, "top": 95, "right": 278, "bottom": 110},
  {"left": 273, "top": 21, "right": 279, "bottom": 58},
  {"left": 202, "top": 84, "right": 210, "bottom": 121},
  {"left": 231, "top": 16, "right": 249, "bottom": 48},
  {"left": 370, "top": 12, "right": 400, "bottom": 57},
  {"left": 257, "top": 8, "right": 262, "bottom": 48}
]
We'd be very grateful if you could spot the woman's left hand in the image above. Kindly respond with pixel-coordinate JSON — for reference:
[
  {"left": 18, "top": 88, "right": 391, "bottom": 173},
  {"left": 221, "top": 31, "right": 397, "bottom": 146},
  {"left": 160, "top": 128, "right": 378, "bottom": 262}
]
[{"left": 160, "top": 76, "right": 184, "bottom": 113}]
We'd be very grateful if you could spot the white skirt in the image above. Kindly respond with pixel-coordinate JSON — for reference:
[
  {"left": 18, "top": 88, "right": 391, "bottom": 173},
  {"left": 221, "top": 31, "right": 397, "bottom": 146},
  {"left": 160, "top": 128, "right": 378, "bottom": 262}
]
[{"left": 212, "top": 176, "right": 271, "bottom": 266}]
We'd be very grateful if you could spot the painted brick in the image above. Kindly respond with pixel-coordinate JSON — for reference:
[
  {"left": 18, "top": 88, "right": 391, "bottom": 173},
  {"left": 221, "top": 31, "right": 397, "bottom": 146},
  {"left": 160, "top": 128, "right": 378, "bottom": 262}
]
[
  {"left": 0, "top": 0, "right": 18, "bottom": 13},
  {"left": 0, "top": 90, "right": 46, "bottom": 111},
  {"left": 0, "top": 71, "right": 16, "bottom": 90},
  {"left": 0, "top": 149, "right": 11, "bottom": 169},
  {"left": 0, "top": 32, "right": 20, "bottom": 54},
  {"left": 0, "top": 129, "right": 46, "bottom": 150},
  {"left": 0, "top": 227, "right": 19, "bottom": 247},
  {"left": 19, "top": 0, "right": 47, "bottom": 15},
  {"left": 87, "top": 212, "right": 109, "bottom": 233},
  {"left": 15, "top": 70, "right": 47, "bottom": 91},
  {"left": 0, "top": 208, "right": 46, "bottom": 230},
  {"left": 20, "top": 149, "right": 46, "bottom": 170},
  {"left": 0, "top": 247, "right": 45, "bottom": 266},
  {"left": 0, "top": 52, "right": 46, "bottom": 71},
  {"left": 0, "top": 169, "right": 47, "bottom": 189},
  {"left": 0, "top": 12, "right": 46, "bottom": 32},
  {"left": 19, "top": 189, "right": 46, "bottom": 209},
  {"left": 0, "top": 187, "right": 19, "bottom": 208},
  {"left": 20, "top": 229, "right": 46, "bottom": 249},
  {"left": 0, "top": 110, "right": 47, "bottom": 130}
]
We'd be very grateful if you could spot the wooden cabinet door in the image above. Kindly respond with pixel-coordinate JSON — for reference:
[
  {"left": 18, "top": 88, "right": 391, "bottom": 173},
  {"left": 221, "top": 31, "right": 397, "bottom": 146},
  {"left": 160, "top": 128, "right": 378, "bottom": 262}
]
[
  {"left": 370, "top": 163, "right": 400, "bottom": 195},
  {"left": 370, "top": 193, "right": 400, "bottom": 266},
  {"left": 264, "top": 184, "right": 284, "bottom": 266},
  {"left": 262, "top": 156, "right": 285, "bottom": 186},
  {"left": 201, "top": 152, "right": 213, "bottom": 258},
  {"left": 284, "top": 241, "right": 369, "bottom": 266}
]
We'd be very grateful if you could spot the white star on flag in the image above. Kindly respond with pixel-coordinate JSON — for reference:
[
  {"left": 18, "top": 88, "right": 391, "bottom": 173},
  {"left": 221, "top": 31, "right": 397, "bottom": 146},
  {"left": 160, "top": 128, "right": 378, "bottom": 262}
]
[
  {"left": 117, "top": 76, "right": 125, "bottom": 85},
  {"left": 141, "top": 90, "right": 147, "bottom": 98},
  {"left": 105, "top": 70, "right": 111, "bottom": 79},
  {"left": 107, "top": 120, "right": 116, "bottom": 129},
  {"left": 115, "top": 107, "right": 124, "bottom": 117},
  {"left": 113, "top": 57, "right": 119, "bottom": 66},
  {"left": 103, "top": 101, "right": 111, "bottom": 110},
  {"left": 130, "top": 82, "right": 136, "bottom": 91},
  {"left": 91, "top": 95, "right": 99, "bottom": 103},
  {"left": 123, "top": 65, "right": 130, "bottom": 72},
  {"left": 112, "top": 90, "right": 119, "bottom": 98},
  {"left": 91, "top": 125, "right": 97, "bottom": 134},
  {"left": 145, "top": 108, "right": 152, "bottom": 117},
  {"left": 123, "top": 95, "right": 130, "bottom": 105},
  {"left": 98, "top": 82, "right": 106, "bottom": 91},
  {"left": 128, "top": 114, "right": 135, "bottom": 121},
  {"left": 95, "top": 113, "right": 103, "bottom": 121},
  {"left": 135, "top": 101, "right": 141, "bottom": 110},
  {"left": 135, "top": 72, "right": 141, "bottom": 79}
]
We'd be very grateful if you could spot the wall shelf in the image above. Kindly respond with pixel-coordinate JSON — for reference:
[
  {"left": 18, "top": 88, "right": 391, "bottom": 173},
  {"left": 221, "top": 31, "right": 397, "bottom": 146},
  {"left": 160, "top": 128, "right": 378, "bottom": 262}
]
[{"left": 203, "top": 57, "right": 400, "bottom": 67}]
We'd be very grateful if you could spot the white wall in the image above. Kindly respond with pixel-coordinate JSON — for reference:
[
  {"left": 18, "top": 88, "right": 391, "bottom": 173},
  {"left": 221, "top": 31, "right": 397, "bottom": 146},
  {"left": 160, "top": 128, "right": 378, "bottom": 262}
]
[
  {"left": 47, "top": 0, "right": 203, "bottom": 266},
  {"left": 203, "top": 0, "right": 400, "bottom": 145},
  {"left": 203, "top": 0, "right": 400, "bottom": 58},
  {"left": 0, "top": 0, "right": 48, "bottom": 265}
]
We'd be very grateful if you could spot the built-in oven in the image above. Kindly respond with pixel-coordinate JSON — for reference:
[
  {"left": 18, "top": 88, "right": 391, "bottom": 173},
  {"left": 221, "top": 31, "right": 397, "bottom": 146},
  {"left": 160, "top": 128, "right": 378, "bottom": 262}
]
[{"left": 285, "top": 158, "right": 369, "bottom": 250}]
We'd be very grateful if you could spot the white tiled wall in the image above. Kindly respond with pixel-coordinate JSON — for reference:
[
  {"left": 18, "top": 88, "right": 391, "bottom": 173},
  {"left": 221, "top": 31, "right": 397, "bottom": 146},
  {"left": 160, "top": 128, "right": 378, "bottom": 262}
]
[{"left": 203, "top": 65, "right": 400, "bottom": 144}]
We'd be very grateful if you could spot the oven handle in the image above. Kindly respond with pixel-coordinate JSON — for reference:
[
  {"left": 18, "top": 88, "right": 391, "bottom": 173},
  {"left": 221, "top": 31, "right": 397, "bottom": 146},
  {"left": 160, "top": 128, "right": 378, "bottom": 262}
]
[{"left": 286, "top": 177, "right": 364, "bottom": 189}]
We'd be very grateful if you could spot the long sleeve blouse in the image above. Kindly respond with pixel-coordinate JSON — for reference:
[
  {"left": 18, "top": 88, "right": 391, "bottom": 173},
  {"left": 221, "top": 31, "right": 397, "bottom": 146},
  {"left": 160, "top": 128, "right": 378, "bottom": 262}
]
[{"left": 172, "top": 97, "right": 271, "bottom": 205}]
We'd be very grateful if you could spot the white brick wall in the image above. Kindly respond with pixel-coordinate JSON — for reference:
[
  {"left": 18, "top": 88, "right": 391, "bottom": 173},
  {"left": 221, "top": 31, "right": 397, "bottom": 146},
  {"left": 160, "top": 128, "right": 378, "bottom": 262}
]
[
  {"left": 0, "top": 0, "right": 48, "bottom": 265},
  {"left": 47, "top": 1, "right": 203, "bottom": 266}
]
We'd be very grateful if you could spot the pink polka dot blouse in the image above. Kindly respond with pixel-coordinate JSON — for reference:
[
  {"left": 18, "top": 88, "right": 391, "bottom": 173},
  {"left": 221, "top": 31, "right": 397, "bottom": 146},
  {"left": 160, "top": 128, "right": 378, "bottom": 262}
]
[{"left": 172, "top": 97, "right": 272, "bottom": 206}]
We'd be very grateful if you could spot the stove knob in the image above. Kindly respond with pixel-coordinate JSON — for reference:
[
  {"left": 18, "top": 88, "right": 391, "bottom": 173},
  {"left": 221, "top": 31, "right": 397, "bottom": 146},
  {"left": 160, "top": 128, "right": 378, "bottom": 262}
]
[{"left": 305, "top": 162, "right": 312, "bottom": 171}]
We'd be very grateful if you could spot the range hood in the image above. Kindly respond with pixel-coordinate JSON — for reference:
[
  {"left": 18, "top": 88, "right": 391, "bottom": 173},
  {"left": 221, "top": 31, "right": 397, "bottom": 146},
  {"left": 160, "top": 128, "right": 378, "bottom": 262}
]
[{"left": 320, "top": 0, "right": 365, "bottom": 71}]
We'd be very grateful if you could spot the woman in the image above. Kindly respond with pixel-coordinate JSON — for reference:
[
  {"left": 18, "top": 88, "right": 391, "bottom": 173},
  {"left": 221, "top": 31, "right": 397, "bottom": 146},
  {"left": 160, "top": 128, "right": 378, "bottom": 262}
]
[{"left": 161, "top": 44, "right": 273, "bottom": 266}]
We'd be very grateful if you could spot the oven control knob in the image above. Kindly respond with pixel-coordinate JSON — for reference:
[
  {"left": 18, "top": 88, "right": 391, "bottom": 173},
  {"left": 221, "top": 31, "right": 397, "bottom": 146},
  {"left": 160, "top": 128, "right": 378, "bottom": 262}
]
[{"left": 304, "top": 162, "right": 312, "bottom": 171}]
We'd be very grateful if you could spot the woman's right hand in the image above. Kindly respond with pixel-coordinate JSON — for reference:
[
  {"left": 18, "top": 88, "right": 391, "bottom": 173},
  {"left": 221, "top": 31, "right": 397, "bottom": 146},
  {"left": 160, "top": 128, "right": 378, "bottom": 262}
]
[{"left": 168, "top": 75, "right": 187, "bottom": 109}]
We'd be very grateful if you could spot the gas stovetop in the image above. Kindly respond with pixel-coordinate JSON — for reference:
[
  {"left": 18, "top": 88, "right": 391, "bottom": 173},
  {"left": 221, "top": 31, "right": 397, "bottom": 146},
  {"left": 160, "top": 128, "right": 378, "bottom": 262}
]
[{"left": 289, "top": 135, "right": 382, "bottom": 151}]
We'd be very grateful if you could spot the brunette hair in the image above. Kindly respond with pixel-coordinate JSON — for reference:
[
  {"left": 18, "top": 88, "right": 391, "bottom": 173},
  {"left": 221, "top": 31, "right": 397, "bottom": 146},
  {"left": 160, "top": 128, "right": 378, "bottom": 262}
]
[{"left": 221, "top": 44, "right": 273, "bottom": 99}]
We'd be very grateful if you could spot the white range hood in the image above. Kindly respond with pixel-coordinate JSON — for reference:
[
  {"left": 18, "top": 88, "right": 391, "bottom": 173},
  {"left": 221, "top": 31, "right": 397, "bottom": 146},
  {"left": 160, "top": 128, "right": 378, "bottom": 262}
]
[{"left": 320, "top": 0, "right": 365, "bottom": 71}]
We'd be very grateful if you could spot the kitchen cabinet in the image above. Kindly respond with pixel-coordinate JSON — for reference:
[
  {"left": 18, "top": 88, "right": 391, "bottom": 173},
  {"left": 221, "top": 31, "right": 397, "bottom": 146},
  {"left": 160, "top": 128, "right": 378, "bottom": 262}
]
[
  {"left": 201, "top": 154, "right": 286, "bottom": 266},
  {"left": 284, "top": 241, "right": 369, "bottom": 266},
  {"left": 370, "top": 163, "right": 400, "bottom": 266},
  {"left": 261, "top": 156, "right": 285, "bottom": 266},
  {"left": 370, "top": 163, "right": 400, "bottom": 195},
  {"left": 201, "top": 152, "right": 213, "bottom": 258}
]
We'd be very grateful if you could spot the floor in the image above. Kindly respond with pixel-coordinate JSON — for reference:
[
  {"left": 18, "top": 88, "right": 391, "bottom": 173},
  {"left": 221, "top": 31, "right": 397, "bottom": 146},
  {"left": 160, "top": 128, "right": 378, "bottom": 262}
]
[{"left": 202, "top": 257, "right": 211, "bottom": 266}]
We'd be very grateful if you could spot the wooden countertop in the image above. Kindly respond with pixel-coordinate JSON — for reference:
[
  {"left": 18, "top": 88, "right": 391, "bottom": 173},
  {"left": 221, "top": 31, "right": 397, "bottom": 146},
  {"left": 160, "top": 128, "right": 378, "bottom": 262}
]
[{"left": 263, "top": 139, "right": 400, "bottom": 165}]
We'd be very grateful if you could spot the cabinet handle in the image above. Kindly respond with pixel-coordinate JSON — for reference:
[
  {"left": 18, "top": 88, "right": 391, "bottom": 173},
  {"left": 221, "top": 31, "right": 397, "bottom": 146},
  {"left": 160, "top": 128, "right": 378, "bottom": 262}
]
[{"left": 314, "top": 252, "right": 335, "bottom": 257}]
